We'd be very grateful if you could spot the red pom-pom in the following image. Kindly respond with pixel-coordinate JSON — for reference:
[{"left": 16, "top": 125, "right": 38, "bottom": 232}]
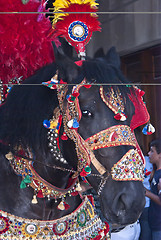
[
  {"left": 71, "top": 191, "right": 79, "bottom": 196},
  {"left": 61, "top": 132, "right": 68, "bottom": 140},
  {"left": 114, "top": 113, "right": 121, "bottom": 120},
  {"left": 72, "top": 92, "right": 80, "bottom": 98},
  {"left": 104, "top": 222, "right": 110, "bottom": 234},
  {"left": 84, "top": 85, "right": 92, "bottom": 88},
  {"left": 64, "top": 201, "right": 70, "bottom": 210},
  {"left": 60, "top": 79, "right": 67, "bottom": 84},
  {"left": 80, "top": 169, "right": 88, "bottom": 177}
]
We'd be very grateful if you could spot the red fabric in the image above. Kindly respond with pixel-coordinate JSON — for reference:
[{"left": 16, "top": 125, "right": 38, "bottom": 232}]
[
  {"left": 0, "top": 0, "right": 55, "bottom": 84},
  {"left": 128, "top": 88, "right": 150, "bottom": 130}
]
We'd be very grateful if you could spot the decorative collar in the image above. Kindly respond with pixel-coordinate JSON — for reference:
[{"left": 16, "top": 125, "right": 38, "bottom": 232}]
[
  {"left": 5, "top": 151, "right": 81, "bottom": 209},
  {"left": 0, "top": 196, "right": 110, "bottom": 239}
]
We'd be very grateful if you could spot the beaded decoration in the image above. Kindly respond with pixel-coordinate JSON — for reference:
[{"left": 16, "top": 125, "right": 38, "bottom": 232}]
[
  {"left": 43, "top": 112, "right": 68, "bottom": 165},
  {"left": 111, "top": 149, "right": 144, "bottom": 181},
  {"left": 5, "top": 152, "right": 79, "bottom": 206},
  {"left": 0, "top": 196, "right": 110, "bottom": 240},
  {"left": 55, "top": 78, "right": 97, "bottom": 177},
  {"left": 43, "top": 74, "right": 145, "bottom": 184},
  {"left": 86, "top": 125, "right": 136, "bottom": 151},
  {"left": 100, "top": 86, "right": 127, "bottom": 121}
]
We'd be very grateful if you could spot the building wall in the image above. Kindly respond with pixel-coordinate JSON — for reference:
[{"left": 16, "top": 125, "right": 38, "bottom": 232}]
[{"left": 86, "top": 0, "right": 161, "bottom": 57}]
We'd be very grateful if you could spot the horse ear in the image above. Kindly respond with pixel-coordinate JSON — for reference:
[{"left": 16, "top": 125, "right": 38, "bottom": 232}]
[
  {"left": 53, "top": 43, "right": 80, "bottom": 83},
  {"left": 94, "top": 47, "right": 105, "bottom": 58},
  {"left": 105, "top": 46, "right": 121, "bottom": 69}
]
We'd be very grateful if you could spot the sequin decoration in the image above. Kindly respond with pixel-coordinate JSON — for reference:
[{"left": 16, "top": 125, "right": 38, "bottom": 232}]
[
  {"left": 53, "top": 221, "right": 68, "bottom": 236},
  {"left": 77, "top": 209, "right": 87, "bottom": 227},
  {"left": 7, "top": 152, "right": 78, "bottom": 202},
  {"left": 86, "top": 125, "right": 136, "bottom": 150},
  {"left": 111, "top": 149, "right": 144, "bottom": 181},
  {"left": 0, "top": 215, "right": 9, "bottom": 234},
  {"left": 100, "top": 86, "right": 127, "bottom": 121},
  {"left": 22, "top": 223, "right": 40, "bottom": 238},
  {"left": 0, "top": 196, "right": 110, "bottom": 239}
]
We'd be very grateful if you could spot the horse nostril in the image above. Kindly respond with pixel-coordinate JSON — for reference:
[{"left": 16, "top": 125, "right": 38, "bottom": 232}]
[{"left": 112, "top": 193, "right": 130, "bottom": 217}]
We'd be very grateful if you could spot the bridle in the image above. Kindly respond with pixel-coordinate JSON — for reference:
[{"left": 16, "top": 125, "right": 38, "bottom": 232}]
[
  {"left": 48, "top": 74, "right": 145, "bottom": 196},
  {"left": 6, "top": 72, "right": 147, "bottom": 202}
]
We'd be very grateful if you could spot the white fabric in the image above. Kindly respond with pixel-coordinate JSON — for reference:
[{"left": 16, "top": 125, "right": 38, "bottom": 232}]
[
  {"left": 143, "top": 156, "right": 153, "bottom": 208},
  {"left": 111, "top": 221, "right": 140, "bottom": 240}
]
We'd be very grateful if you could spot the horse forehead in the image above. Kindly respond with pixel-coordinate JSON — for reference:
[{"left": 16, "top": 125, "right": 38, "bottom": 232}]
[{"left": 78, "top": 85, "right": 101, "bottom": 102}]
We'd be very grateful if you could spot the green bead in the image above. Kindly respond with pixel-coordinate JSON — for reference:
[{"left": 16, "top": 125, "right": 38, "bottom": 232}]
[
  {"left": 84, "top": 166, "right": 91, "bottom": 173},
  {"left": 70, "top": 96, "right": 76, "bottom": 101}
]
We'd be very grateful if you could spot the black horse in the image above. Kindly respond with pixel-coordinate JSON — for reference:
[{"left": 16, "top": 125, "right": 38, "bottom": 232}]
[{"left": 0, "top": 47, "right": 147, "bottom": 239}]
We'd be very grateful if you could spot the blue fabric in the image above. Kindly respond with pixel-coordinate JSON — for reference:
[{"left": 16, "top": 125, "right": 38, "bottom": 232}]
[
  {"left": 152, "top": 230, "right": 161, "bottom": 240},
  {"left": 139, "top": 207, "right": 152, "bottom": 240},
  {"left": 149, "top": 169, "right": 161, "bottom": 231}
]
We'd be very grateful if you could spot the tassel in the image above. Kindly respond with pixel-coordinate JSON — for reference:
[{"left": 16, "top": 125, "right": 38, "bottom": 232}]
[
  {"left": 75, "top": 182, "right": 82, "bottom": 192},
  {"left": 57, "top": 200, "right": 70, "bottom": 210},
  {"left": 20, "top": 180, "right": 26, "bottom": 189},
  {"left": 114, "top": 113, "right": 126, "bottom": 121},
  {"left": 32, "top": 195, "right": 38, "bottom": 204},
  {"left": 57, "top": 200, "right": 65, "bottom": 210},
  {"left": 37, "top": 190, "right": 44, "bottom": 198},
  {"left": 67, "top": 119, "right": 74, "bottom": 128},
  {"left": 5, "top": 152, "right": 13, "bottom": 160},
  {"left": 142, "top": 123, "right": 155, "bottom": 135},
  {"left": 61, "top": 132, "right": 68, "bottom": 140}
]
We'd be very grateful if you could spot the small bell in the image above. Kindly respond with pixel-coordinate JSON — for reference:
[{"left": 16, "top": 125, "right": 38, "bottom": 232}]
[
  {"left": 57, "top": 200, "right": 65, "bottom": 210},
  {"left": 32, "top": 195, "right": 38, "bottom": 204},
  {"left": 75, "top": 182, "right": 82, "bottom": 192}
]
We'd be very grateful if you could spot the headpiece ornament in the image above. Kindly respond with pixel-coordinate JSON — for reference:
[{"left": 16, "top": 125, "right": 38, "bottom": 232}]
[{"left": 49, "top": 0, "right": 101, "bottom": 58}]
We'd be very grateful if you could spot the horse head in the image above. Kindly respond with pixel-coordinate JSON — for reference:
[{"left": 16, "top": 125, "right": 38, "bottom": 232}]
[
  {"left": 44, "top": 46, "right": 148, "bottom": 226},
  {"left": 0, "top": 47, "right": 148, "bottom": 229}
]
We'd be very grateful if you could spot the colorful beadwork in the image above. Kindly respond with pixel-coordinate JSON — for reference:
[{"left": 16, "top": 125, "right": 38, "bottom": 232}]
[
  {"left": 111, "top": 149, "right": 144, "bottom": 181},
  {"left": 43, "top": 75, "right": 145, "bottom": 184},
  {"left": 0, "top": 196, "right": 110, "bottom": 239},
  {"left": 86, "top": 125, "right": 136, "bottom": 150},
  {"left": 100, "top": 86, "right": 127, "bottom": 121},
  {"left": 6, "top": 152, "right": 78, "bottom": 202},
  {"left": 0, "top": 216, "right": 9, "bottom": 234}
]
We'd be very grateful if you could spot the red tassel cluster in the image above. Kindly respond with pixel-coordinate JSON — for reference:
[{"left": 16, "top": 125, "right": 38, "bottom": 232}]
[{"left": 0, "top": 0, "right": 55, "bottom": 84}]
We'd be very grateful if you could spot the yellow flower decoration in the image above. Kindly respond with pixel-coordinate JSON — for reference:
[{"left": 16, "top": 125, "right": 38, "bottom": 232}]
[{"left": 21, "top": 223, "right": 40, "bottom": 238}]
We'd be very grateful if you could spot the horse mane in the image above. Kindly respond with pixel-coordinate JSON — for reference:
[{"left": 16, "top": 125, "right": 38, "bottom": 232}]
[
  {"left": 0, "top": 49, "right": 135, "bottom": 156},
  {"left": 0, "top": 63, "right": 58, "bottom": 154}
]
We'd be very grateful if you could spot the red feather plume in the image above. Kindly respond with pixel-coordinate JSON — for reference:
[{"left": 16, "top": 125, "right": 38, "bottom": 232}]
[
  {"left": 50, "top": 3, "right": 101, "bottom": 55},
  {"left": 0, "top": 0, "right": 55, "bottom": 84}
]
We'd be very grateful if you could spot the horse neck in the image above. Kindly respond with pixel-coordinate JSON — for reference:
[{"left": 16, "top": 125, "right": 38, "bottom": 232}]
[{"left": 0, "top": 153, "right": 82, "bottom": 220}]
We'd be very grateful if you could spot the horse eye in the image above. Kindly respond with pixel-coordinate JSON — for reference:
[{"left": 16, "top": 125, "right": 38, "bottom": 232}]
[{"left": 82, "top": 110, "right": 93, "bottom": 118}]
